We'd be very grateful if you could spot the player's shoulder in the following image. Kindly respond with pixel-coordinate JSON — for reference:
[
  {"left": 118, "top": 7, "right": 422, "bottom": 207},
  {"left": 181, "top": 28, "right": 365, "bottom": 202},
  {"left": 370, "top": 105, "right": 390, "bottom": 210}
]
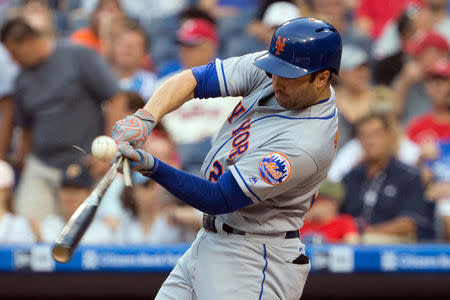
[
  {"left": 309, "top": 85, "right": 337, "bottom": 115},
  {"left": 217, "top": 50, "right": 267, "bottom": 74},
  {"left": 219, "top": 50, "right": 266, "bottom": 64},
  {"left": 287, "top": 97, "right": 338, "bottom": 149}
]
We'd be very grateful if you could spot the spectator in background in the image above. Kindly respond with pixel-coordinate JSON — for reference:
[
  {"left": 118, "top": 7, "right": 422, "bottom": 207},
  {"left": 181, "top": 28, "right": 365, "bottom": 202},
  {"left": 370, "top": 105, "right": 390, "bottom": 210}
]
[
  {"left": 117, "top": 178, "right": 194, "bottom": 244},
  {"left": 374, "top": 0, "right": 450, "bottom": 86},
  {"left": 311, "top": 0, "right": 373, "bottom": 57},
  {"left": 199, "top": 0, "right": 257, "bottom": 18},
  {"left": 301, "top": 181, "right": 359, "bottom": 244},
  {"left": 355, "top": 0, "right": 422, "bottom": 40},
  {"left": 1, "top": 0, "right": 52, "bottom": 161},
  {"left": 40, "top": 163, "right": 114, "bottom": 244},
  {"left": 407, "top": 59, "right": 450, "bottom": 145},
  {"left": 420, "top": 0, "right": 450, "bottom": 43},
  {"left": 394, "top": 31, "right": 449, "bottom": 124},
  {"left": 225, "top": 1, "right": 301, "bottom": 57},
  {"left": 328, "top": 86, "right": 421, "bottom": 182},
  {"left": 20, "top": 0, "right": 55, "bottom": 36},
  {"left": 0, "top": 160, "right": 36, "bottom": 244},
  {"left": 373, "top": 5, "right": 419, "bottom": 85},
  {"left": 116, "top": 127, "right": 195, "bottom": 244},
  {"left": 158, "top": 16, "right": 219, "bottom": 79},
  {"left": 406, "top": 59, "right": 450, "bottom": 240},
  {"left": 111, "top": 20, "right": 156, "bottom": 101},
  {"left": 1, "top": 18, "right": 124, "bottom": 221},
  {"left": 334, "top": 45, "right": 372, "bottom": 148},
  {"left": 341, "top": 111, "right": 434, "bottom": 243},
  {"left": 71, "top": 0, "right": 125, "bottom": 61},
  {"left": 158, "top": 15, "right": 238, "bottom": 175},
  {"left": 0, "top": 44, "right": 18, "bottom": 159},
  {"left": 80, "top": 0, "right": 188, "bottom": 66},
  {"left": 104, "top": 0, "right": 188, "bottom": 26}
]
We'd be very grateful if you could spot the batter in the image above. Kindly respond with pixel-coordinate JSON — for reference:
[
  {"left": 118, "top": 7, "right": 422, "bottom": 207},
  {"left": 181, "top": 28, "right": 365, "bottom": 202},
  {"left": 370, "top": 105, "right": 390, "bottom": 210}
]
[{"left": 112, "top": 17, "right": 342, "bottom": 300}]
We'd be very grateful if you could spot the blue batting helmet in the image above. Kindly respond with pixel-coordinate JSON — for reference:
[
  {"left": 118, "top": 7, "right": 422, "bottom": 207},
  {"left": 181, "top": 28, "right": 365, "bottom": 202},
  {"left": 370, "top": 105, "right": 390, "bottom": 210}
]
[{"left": 253, "top": 17, "right": 342, "bottom": 79}]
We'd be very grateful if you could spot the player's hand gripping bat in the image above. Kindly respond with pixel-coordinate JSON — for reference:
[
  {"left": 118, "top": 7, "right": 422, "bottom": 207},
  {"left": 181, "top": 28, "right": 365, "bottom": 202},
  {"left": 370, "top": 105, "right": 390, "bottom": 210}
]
[{"left": 51, "top": 156, "right": 131, "bottom": 263}]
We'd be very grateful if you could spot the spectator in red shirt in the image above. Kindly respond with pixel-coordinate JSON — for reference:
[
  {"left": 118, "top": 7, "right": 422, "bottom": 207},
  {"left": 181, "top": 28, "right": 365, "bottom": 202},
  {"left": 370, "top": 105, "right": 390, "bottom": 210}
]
[
  {"left": 407, "top": 58, "right": 450, "bottom": 144},
  {"left": 301, "top": 181, "right": 359, "bottom": 244}
]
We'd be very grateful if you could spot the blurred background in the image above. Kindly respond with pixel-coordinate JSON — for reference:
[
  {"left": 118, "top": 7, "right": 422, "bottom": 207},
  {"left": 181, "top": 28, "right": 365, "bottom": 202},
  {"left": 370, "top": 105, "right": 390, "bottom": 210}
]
[{"left": 0, "top": 0, "right": 449, "bottom": 299}]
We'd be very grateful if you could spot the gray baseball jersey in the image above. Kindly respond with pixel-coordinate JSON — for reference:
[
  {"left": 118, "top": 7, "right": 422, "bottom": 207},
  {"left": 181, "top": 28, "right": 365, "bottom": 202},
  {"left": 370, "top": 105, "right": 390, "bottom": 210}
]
[{"left": 200, "top": 51, "right": 339, "bottom": 234}]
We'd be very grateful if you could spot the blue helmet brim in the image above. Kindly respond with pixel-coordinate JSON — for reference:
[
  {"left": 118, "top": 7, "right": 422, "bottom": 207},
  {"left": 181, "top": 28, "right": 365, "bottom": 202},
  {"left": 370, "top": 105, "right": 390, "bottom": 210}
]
[{"left": 253, "top": 51, "right": 318, "bottom": 79}]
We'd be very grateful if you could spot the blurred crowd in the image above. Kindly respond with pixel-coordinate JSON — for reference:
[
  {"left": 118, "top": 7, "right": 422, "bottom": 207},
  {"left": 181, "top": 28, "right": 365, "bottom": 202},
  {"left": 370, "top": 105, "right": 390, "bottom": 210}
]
[{"left": 0, "top": 0, "right": 449, "bottom": 246}]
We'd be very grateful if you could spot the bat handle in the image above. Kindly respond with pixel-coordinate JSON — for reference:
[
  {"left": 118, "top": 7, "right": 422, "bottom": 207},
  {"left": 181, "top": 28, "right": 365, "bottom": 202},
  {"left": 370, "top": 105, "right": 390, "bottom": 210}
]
[{"left": 123, "top": 157, "right": 132, "bottom": 187}]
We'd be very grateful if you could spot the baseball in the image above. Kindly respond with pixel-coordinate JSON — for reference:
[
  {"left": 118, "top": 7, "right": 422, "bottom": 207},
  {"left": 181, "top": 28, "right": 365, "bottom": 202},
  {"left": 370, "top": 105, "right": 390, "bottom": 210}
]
[{"left": 91, "top": 136, "right": 117, "bottom": 162}]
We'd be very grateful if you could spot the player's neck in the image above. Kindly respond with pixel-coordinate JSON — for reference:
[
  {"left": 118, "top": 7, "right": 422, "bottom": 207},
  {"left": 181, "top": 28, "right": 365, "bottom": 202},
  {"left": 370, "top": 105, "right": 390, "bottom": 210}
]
[{"left": 313, "top": 85, "right": 331, "bottom": 105}]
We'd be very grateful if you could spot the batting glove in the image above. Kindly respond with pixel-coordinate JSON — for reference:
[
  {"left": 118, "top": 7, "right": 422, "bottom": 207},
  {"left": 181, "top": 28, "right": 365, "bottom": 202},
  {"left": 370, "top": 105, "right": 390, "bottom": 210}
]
[
  {"left": 127, "top": 149, "right": 157, "bottom": 176},
  {"left": 112, "top": 109, "right": 156, "bottom": 161}
]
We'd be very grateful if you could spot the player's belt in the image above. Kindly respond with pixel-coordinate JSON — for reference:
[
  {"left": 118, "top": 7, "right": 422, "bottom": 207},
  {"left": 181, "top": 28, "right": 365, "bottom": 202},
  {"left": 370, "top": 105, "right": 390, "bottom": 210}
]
[{"left": 202, "top": 214, "right": 300, "bottom": 239}]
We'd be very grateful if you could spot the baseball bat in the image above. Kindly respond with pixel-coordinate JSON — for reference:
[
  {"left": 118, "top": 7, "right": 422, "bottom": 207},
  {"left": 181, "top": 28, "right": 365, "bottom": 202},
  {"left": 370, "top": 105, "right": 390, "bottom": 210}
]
[
  {"left": 51, "top": 156, "right": 123, "bottom": 263},
  {"left": 123, "top": 157, "right": 132, "bottom": 187}
]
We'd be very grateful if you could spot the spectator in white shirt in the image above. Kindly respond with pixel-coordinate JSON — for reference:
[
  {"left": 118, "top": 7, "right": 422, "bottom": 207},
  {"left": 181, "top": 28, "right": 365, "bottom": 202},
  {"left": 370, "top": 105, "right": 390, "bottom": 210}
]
[
  {"left": 0, "top": 160, "right": 36, "bottom": 244},
  {"left": 40, "top": 162, "right": 114, "bottom": 244}
]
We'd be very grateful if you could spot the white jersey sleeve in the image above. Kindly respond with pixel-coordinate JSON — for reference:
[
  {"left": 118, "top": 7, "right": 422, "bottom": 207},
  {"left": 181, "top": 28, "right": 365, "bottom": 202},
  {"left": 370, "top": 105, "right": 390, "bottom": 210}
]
[
  {"left": 215, "top": 51, "right": 270, "bottom": 98},
  {"left": 229, "top": 145, "right": 318, "bottom": 203}
]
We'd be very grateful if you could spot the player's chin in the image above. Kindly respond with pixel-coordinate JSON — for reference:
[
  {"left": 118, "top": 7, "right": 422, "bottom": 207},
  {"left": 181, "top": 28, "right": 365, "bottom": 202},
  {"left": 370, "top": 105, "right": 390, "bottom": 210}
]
[
  {"left": 276, "top": 97, "right": 305, "bottom": 110},
  {"left": 275, "top": 95, "right": 292, "bottom": 109}
]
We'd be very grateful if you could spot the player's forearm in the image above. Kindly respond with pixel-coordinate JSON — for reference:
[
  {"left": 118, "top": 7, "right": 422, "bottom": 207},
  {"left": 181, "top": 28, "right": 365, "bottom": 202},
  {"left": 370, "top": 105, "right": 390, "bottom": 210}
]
[
  {"left": 366, "top": 217, "right": 416, "bottom": 236},
  {"left": 144, "top": 157, "right": 253, "bottom": 215},
  {"left": 143, "top": 70, "right": 196, "bottom": 122}
]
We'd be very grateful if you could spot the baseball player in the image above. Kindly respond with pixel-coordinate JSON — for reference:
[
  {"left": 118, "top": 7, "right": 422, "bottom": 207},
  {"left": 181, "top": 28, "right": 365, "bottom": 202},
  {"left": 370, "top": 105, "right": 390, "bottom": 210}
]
[{"left": 112, "top": 17, "right": 342, "bottom": 300}]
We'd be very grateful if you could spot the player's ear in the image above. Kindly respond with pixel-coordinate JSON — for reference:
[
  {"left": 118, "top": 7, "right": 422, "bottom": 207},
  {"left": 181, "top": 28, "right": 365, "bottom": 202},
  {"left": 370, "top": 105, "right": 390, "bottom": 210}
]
[{"left": 315, "top": 70, "right": 331, "bottom": 89}]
